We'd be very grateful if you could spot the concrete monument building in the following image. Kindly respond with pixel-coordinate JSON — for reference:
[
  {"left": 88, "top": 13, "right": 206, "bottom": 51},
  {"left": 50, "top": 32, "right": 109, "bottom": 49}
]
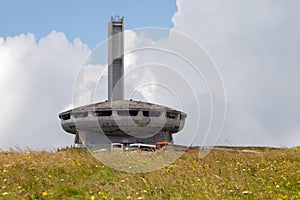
[{"left": 58, "top": 16, "right": 187, "bottom": 147}]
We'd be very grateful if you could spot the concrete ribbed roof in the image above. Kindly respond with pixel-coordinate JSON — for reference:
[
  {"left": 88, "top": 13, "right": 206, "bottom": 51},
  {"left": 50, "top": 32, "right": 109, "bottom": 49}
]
[{"left": 59, "top": 100, "right": 186, "bottom": 116}]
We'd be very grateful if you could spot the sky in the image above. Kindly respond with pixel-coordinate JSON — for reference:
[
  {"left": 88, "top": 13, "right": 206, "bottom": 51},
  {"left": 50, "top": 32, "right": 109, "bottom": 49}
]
[
  {"left": 0, "top": 0, "right": 176, "bottom": 48},
  {"left": 0, "top": 0, "right": 299, "bottom": 150}
]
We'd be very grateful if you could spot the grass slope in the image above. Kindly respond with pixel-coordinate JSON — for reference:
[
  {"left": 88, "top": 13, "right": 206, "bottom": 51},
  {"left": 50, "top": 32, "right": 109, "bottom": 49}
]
[{"left": 0, "top": 147, "right": 299, "bottom": 199}]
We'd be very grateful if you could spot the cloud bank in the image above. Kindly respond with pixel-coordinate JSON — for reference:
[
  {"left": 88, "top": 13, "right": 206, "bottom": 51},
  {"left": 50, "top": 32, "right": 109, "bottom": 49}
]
[
  {"left": 172, "top": 0, "right": 300, "bottom": 147},
  {"left": 0, "top": 31, "right": 89, "bottom": 150}
]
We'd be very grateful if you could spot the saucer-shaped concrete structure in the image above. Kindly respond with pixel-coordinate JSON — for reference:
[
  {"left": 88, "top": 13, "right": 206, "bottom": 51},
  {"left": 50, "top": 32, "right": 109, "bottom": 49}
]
[
  {"left": 59, "top": 100, "right": 186, "bottom": 146},
  {"left": 59, "top": 16, "right": 187, "bottom": 147}
]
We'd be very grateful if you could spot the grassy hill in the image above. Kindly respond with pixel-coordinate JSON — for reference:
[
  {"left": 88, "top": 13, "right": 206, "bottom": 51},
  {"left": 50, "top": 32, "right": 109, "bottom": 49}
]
[{"left": 0, "top": 147, "right": 299, "bottom": 199}]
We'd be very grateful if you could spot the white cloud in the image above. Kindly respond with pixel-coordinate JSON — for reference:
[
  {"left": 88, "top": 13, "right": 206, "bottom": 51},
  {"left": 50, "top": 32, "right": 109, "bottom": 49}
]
[
  {"left": 0, "top": 31, "right": 90, "bottom": 150},
  {"left": 172, "top": 0, "right": 300, "bottom": 147},
  {"left": 73, "top": 63, "right": 107, "bottom": 106}
]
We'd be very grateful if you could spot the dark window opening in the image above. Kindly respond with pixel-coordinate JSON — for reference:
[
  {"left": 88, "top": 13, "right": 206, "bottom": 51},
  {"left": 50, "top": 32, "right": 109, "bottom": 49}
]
[
  {"left": 117, "top": 110, "right": 138, "bottom": 116},
  {"left": 61, "top": 114, "right": 71, "bottom": 120},
  {"left": 179, "top": 114, "right": 186, "bottom": 120},
  {"left": 143, "top": 111, "right": 149, "bottom": 117},
  {"left": 95, "top": 110, "right": 112, "bottom": 117},
  {"left": 129, "top": 110, "right": 138, "bottom": 116},
  {"left": 73, "top": 112, "right": 88, "bottom": 118},
  {"left": 166, "top": 112, "right": 177, "bottom": 119}
]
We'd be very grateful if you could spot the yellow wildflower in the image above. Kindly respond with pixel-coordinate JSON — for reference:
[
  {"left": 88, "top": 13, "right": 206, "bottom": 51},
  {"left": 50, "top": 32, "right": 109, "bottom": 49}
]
[
  {"left": 42, "top": 191, "right": 47, "bottom": 196},
  {"left": 2, "top": 192, "right": 9, "bottom": 196},
  {"left": 91, "top": 195, "right": 95, "bottom": 200}
]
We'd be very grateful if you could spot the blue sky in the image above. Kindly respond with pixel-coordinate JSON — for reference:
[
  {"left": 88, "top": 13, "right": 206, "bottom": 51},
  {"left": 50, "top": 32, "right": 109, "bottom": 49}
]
[{"left": 0, "top": 0, "right": 177, "bottom": 48}]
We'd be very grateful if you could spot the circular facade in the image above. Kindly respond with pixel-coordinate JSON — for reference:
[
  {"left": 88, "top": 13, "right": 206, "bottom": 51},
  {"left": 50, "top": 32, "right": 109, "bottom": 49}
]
[{"left": 59, "top": 100, "right": 186, "bottom": 145}]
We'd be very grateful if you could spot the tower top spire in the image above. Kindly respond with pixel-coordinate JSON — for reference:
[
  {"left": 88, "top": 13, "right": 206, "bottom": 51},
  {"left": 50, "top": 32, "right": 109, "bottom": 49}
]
[{"left": 111, "top": 15, "right": 123, "bottom": 22}]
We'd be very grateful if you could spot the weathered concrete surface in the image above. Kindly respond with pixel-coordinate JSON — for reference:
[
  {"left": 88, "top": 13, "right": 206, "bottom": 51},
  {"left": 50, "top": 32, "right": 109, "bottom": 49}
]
[{"left": 59, "top": 100, "right": 187, "bottom": 145}]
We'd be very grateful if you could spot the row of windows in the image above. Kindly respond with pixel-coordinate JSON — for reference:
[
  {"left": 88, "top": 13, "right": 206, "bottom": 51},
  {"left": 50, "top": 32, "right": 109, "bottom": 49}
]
[{"left": 60, "top": 110, "right": 181, "bottom": 121}]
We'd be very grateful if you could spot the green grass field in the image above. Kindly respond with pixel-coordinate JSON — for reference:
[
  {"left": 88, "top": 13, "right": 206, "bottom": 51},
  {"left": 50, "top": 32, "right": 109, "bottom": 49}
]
[{"left": 0, "top": 147, "right": 299, "bottom": 199}]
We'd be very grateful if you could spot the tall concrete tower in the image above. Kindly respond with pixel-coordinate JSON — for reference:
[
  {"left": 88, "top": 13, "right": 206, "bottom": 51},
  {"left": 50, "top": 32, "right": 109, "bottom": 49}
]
[{"left": 108, "top": 16, "right": 124, "bottom": 101}]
